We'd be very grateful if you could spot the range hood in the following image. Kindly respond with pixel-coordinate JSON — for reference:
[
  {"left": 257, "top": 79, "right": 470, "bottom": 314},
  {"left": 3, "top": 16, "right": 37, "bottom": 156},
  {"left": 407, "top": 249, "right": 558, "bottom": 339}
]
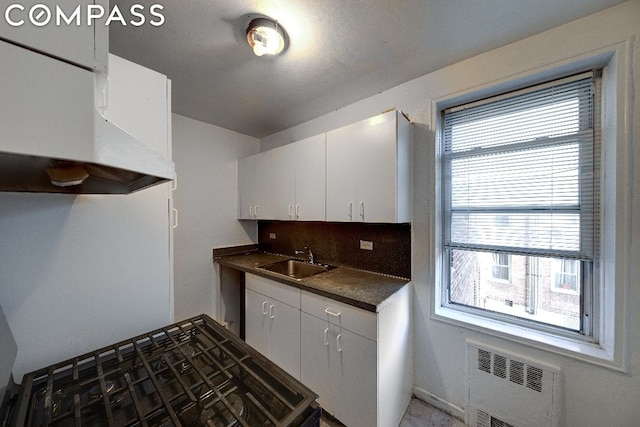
[
  {"left": 0, "top": 40, "right": 175, "bottom": 195},
  {"left": 0, "top": 112, "right": 174, "bottom": 194}
]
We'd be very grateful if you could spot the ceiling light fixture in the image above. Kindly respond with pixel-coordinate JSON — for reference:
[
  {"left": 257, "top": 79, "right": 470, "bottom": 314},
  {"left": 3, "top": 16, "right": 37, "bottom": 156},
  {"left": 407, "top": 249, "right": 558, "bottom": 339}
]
[{"left": 246, "top": 17, "right": 287, "bottom": 57}]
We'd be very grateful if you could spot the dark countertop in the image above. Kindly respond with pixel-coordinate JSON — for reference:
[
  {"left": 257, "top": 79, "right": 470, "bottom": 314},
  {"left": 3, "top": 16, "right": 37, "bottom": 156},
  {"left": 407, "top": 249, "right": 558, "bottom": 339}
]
[{"left": 214, "top": 250, "right": 410, "bottom": 313}]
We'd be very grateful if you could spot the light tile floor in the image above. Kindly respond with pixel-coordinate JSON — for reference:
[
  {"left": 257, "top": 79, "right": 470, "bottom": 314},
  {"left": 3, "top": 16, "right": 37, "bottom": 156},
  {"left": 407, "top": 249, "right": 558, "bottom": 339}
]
[{"left": 320, "top": 397, "right": 466, "bottom": 427}]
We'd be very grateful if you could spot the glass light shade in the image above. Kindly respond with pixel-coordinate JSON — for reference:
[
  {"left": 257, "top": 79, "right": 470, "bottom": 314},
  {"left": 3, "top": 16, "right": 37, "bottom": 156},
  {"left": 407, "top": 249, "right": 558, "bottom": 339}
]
[{"left": 246, "top": 18, "right": 287, "bottom": 56}]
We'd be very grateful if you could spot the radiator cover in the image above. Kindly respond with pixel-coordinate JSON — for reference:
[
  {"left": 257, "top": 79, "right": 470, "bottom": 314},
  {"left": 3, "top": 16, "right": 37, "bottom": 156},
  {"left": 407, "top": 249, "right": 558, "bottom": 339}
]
[{"left": 467, "top": 341, "right": 561, "bottom": 427}]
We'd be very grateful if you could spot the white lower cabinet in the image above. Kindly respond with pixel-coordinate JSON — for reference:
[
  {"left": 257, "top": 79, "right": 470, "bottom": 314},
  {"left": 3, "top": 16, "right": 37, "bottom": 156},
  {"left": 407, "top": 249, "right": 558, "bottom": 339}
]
[
  {"left": 301, "top": 311, "right": 378, "bottom": 427},
  {"left": 244, "top": 273, "right": 412, "bottom": 427},
  {"left": 300, "top": 286, "right": 412, "bottom": 427},
  {"left": 245, "top": 274, "right": 301, "bottom": 380}
]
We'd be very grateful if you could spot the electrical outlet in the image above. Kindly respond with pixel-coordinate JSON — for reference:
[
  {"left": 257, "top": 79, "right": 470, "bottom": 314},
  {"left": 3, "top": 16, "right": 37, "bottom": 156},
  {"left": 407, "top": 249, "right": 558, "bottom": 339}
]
[
  {"left": 359, "top": 240, "right": 373, "bottom": 250},
  {"left": 269, "top": 233, "right": 276, "bottom": 239}
]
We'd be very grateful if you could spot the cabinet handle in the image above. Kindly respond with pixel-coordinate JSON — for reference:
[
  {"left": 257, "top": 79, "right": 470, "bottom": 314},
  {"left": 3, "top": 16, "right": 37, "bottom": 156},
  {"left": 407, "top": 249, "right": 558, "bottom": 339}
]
[
  {"left": 296, "top": 204, "right": 300, "bottom": 219},
  {"left": 348, "top": 202, "right": 353, "bottom": 219},
  {"left": 249, "top": 206, "right": 254, "bottom": 218},
  {"left": 323, "top": 328, "right": 329, "bottom": 346},
  {"left": 360, "top": 201, "right": 365, "bottom": 219},
  {"left": 269, "top": 304, "right": 275, "bottom": 319},
  {"left": 336, "top": 333, "right": 342, "bottom": 352},
  {"left": 172, "top": 208, "right": 178, "bottom": 229},
  {"left": 261, "top": 301, "right": 268, "bottom": 316},
  {"left": 172, "top": 172, "right": 178, "bottom": 191},
  {"left": 324, "top": 308, "right": 341, "bottom": 317},
  {"left": 254, "top": 205, "right": 259, "bottom": 218},
  {"left": 288, "top": 204, "right": 294, "bottom": 219}
]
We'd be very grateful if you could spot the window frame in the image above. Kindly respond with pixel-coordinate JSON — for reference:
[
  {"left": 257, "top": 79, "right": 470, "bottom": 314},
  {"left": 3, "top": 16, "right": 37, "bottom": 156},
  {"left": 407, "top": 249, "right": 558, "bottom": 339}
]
[
  {"left": 440, "top": 72, "right": 598, "bottom": 338},
  {"left": 430, "top": 44, "right": 631, "bottom": 370}
]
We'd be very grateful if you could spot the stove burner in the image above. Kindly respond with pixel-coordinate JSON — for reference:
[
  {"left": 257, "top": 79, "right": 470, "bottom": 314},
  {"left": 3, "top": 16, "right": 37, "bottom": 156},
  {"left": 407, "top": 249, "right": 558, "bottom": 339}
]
[
  {"left": 87, "top": 380, "right": 129, "bottom": 408},
  {"left": 199, "top": 393, "right": 248, "bottom": 427},
  {"left": 88, "top": 381, "right": 115, "bottom": 399},
  {"left": 10, "top": 315, "right": 319, "bottom": 427},
  {"left": 32, "top": 388, "right": 67, "bottom": 418}
]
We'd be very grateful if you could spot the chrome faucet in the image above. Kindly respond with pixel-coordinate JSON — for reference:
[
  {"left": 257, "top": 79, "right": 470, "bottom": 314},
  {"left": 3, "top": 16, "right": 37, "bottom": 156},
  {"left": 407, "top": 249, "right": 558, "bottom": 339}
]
[{"left": 295, "top": 246, "right": 314, "bottom": 264}]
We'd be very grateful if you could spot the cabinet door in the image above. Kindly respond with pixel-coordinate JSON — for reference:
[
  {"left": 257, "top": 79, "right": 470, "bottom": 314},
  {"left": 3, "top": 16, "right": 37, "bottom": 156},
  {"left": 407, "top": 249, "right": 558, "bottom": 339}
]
[
  {"left": 301, "top": 313, "right": 336, "bottom": 413},
  {"left": 0, "top": 0, "right": 107, "bottom": 71},
  {"left": 238, "top": 152, "right": 274, "bottom": 220},
  {"left": 354, "top": 111, "right": 398, "bottom": 223},
  {"left": 326, "top": 110, "right": 410, "bottom": 223},
  {"left": 245, "top": 288, "right": 270, "bottom": 356},
  {"left": 0, "top": 39, "right": 94, "bottom": 160},
  {"left": 268, "top": 299, "right": 301, "bottom": 380},
  {"left": 271, "top": 145, "right": 296, "bottom": 220},
  {"left": 331, "top": 326, "right": 377, "bottom": 427},
  {"left": 245, "top": 275, "right": 301, "bottom": 380},
  {"left": 326, "top": 125, "right": 357, "bottom": 222},
  {"left": 294, "top": 134, "right": 326, "bottom": 221},
  {"left": 238, "top": 154, "right": 256, "bottom": 219},
  {"left": 254, "top": 151, "right": 274, "bottom": 219}
]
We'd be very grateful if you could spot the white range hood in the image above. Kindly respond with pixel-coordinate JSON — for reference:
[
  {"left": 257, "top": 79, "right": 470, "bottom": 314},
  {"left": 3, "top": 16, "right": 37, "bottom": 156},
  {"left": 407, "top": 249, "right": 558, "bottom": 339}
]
[{"left": 0, "top": 39, "right": 174, "bottom": 194}]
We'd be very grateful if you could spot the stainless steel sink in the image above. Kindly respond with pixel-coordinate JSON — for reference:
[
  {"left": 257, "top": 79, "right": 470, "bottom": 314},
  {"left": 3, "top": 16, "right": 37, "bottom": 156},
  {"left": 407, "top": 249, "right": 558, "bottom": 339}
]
[{"left": 257, "top": 259, "right": 335, "bottom": 280}]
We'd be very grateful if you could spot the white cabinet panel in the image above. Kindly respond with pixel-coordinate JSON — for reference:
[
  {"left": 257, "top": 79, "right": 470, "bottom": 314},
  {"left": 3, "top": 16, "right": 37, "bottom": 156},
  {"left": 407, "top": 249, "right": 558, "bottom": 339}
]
[
  {"left": 102, "top": 55, "right": 170, "bottom": 158},
  {"left": 300, "top": 312, "right": 336, "bottom": 413},
  {"left": 301, "top": 291, "right": 377, "bottom": 340},
  {"left": 326, "top": 110, "right": 411, "bottom": 223},
  {"left": 245, "top": 288, "right": 270, "bottom": 356},
  {"left": 245, "top": 274, "right": 301, "bottom": 379},
  {"left": 300, "top": 284, "right": 412, "bottom": 427},
  {"left": 267, "top": 134, "right": 326, "bottom": 221},
  {"left": 0, "top": 39, "right": 94, "bottom": 160},
  {"left": 0, "top": 0, "right": 108, "bottom": 71},
  {"left": 301, "top": 311, "right": 377, "bottom": 427},
  {"left": 246, "top": 274, "right": 300, "bottom": 308},
  {"left": 238, "top": 152, "right": 273, "bottom": 219},
  {"left": 292, "top": 134, "right": 325, "bottom": 221}
]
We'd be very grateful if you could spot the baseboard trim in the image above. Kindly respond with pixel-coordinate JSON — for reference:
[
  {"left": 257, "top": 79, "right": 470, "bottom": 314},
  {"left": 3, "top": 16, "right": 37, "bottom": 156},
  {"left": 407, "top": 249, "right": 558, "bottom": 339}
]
[{"left": 412, "top": 386, "right": 466, "bottom": 423}]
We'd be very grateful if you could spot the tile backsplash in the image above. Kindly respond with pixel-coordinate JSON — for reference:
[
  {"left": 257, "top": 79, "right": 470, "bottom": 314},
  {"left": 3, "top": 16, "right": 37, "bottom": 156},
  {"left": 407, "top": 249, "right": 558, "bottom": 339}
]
[{"left": 258, "top": 221, "right": 411, "bottom": 278}]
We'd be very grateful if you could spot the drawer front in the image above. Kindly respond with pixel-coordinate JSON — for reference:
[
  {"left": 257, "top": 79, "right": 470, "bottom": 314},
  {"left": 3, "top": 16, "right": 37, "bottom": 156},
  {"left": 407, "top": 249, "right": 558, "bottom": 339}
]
[
  {"left": 246, "top": 273, "right": 301, "bottom": 309},
  {"left": 301, "top": 291, "right": 377, "bottom": 340}
]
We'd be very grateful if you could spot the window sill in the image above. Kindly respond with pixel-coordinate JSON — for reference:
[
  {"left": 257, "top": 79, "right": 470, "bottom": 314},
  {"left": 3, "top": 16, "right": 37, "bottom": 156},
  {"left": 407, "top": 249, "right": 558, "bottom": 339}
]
[{"left": 432, "top": 305, "right": 624, "bottom": 372}]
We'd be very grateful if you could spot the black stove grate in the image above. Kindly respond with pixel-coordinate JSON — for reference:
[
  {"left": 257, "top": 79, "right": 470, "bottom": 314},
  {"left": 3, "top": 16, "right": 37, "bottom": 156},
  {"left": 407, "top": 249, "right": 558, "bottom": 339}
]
[{"left": 9, "top": 315, "right": 318, "bottom": 427}]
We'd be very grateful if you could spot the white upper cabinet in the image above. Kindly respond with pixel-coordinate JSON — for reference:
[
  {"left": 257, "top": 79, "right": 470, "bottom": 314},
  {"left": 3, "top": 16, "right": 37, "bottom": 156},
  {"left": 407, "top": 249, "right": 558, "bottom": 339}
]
[
  {"left": 238, "top": 110, "right": 411, "bottom": 223},
  {"left": 0, "top": 0, "right": 108, "bottom": 72},
  {"left": 0, "top": 38, "right": 95, "bottom": 160},
  {"left": 238, "top": 151, "right": 273, "bottom": 219},
  {"left": 271, "top": 134, "right": 326, "bottom": 221},
  {"left": 326, "top": 110, "right": 412, "bottom": 223}
]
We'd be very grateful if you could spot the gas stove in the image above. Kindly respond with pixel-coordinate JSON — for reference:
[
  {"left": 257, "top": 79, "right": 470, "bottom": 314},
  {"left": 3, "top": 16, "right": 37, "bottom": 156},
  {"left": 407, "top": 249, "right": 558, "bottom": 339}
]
[{"left": 0, "top": 314, "right": 320, "bottom": 426}]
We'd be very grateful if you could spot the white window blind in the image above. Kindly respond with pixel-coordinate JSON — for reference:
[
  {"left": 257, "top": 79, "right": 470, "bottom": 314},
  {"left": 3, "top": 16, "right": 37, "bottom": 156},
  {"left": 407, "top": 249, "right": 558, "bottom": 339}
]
[{"left": 443, "top": 72, "right": 598, "bottom": 261}]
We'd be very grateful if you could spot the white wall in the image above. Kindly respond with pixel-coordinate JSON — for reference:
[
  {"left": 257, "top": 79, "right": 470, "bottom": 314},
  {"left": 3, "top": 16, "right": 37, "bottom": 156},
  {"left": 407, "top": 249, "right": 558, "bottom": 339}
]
[
  {"left": 172, "top": 114, "right": 259, "bottom": 321},
  {"left": 0, "top": 184, "right": 173, "bottom": 380},
  {"left": 260, "top": 2, "right": 640, "bottom": 425}
]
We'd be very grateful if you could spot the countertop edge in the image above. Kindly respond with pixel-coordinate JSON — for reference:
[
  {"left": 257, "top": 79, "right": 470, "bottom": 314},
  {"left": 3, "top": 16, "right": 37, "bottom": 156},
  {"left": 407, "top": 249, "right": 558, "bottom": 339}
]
[{"left": 215, "top": 252, "right": 410, "bottom": 313}]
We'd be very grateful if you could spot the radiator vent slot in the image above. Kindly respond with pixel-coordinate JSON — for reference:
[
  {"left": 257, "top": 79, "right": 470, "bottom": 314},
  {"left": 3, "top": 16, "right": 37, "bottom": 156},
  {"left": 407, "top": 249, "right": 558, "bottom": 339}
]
[
  {"left": 493, "top": 354, "right": 507, "bottom": 379},
  {"left": 526, "top": 366, "right": 544, "bottom": 392},
  {"left": 467, "top": 342, "right": 561, "bottom": 427},
  {"left": 477, "top": 410, "right": 516, "bottom": 427},
  {"left": 475, "top": 346, "right": 545, "bottom": 392},
  {"left": 509, "top": 360, "right": 524, "bottom": 386}
]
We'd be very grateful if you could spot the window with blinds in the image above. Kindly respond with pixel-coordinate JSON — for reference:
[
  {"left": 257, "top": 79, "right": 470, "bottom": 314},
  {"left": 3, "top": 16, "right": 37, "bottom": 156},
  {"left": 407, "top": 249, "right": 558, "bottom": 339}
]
[{"left": 441, "top": 71, "right": 600, "bottom": 334}]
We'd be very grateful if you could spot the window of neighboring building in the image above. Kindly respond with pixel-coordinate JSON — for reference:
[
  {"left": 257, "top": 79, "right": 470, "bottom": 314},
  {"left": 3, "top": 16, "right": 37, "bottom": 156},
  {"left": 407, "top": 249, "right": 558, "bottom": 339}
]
[
  {"left": 491, "top": 253, "right": 510, "bottom": 282},
  {"left": 441, "top": 71, "right": 600, "bottom": 336},
  {"left": 553, "top": 259, "right": 579, "bottom": 293}
]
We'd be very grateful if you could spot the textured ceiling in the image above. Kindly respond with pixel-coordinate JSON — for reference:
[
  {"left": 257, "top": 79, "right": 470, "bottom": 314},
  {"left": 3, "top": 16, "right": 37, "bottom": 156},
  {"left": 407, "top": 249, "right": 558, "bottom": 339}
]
[{"left": 110, "top": 0, "right": 625, "bottom": 139}]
